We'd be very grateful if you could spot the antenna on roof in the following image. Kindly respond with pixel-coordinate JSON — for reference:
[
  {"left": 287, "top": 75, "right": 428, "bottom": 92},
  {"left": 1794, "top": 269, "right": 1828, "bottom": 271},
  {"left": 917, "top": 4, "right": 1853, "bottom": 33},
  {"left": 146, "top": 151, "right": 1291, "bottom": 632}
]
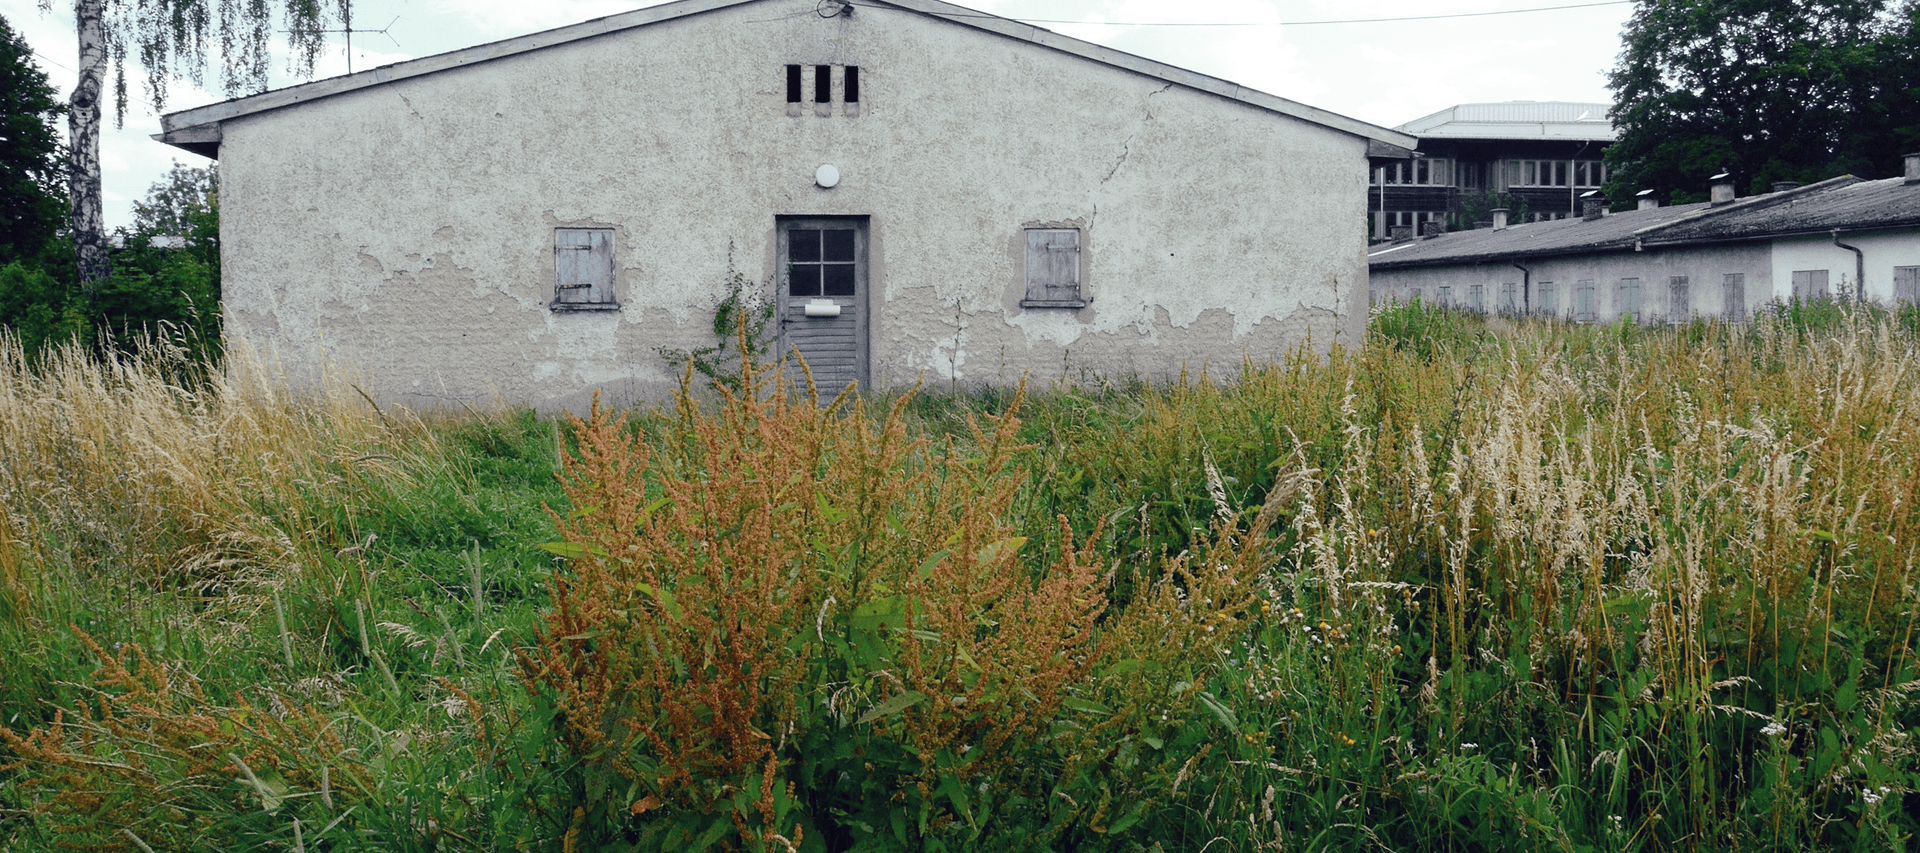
[{"left": 292, "top": 16, "right": 402, "bottom": 75}]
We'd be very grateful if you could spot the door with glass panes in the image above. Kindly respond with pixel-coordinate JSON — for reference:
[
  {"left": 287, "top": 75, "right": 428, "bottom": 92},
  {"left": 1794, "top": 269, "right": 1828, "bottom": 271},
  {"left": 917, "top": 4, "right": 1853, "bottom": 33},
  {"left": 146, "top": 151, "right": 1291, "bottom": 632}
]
[{"left": 778, "top": 217, "right": 868, "bottom": 394}]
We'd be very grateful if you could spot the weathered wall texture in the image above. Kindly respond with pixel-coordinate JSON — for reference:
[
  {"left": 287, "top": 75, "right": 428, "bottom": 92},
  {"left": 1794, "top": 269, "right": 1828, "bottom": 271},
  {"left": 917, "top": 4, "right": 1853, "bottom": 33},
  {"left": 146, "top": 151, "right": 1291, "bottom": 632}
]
[
  {"left": 216, "top": 0, "right": 1371, "bottom": 411},
  {"left": 1371, "top": 243, "right": 1773, "bottom": 323}
]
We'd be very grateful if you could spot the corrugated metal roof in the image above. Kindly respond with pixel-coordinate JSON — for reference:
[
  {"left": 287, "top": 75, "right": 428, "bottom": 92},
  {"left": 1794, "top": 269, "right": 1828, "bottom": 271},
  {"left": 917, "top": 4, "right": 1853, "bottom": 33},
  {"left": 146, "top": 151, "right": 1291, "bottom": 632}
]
[{"left": 1395, "top": 101, "right": 1616, "bottom": 141}]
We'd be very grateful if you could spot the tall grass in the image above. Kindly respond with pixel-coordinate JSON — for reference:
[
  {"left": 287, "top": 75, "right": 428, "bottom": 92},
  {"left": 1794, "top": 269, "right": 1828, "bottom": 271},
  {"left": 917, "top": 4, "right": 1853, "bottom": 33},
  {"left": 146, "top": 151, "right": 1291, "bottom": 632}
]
[{"left": 4, "top": 301, "right": 1920, "bottom": 851}]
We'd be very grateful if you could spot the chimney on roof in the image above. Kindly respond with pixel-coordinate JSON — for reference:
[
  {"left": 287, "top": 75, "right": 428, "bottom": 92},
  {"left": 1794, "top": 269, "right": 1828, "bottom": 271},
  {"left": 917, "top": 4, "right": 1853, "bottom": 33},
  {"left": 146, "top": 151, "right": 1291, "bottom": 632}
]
[
  {"left": 1636, "top": 188, "right": 1660, "bottom": 210},
  {"left": 1710, "top": 173, "right": 1736, "bottom": 205},
  {"left": 1581, "top": 190, "right": 1605, "bottom": 221},
  {"left": 1906, "top": 152, "right": 1920, "bottom": 184},
  {"left": 1421, "top": 220, "right": 1445, "bottom": 239},
  {"left": 1491, "top": 208, "right": 1509, "bottom": 231},
  {"left": 1389, "top": 224, "right": 1413, "bottom": 243},
  {"left": 1772, "top": 181, "right": 1801, "bottom": 193}
]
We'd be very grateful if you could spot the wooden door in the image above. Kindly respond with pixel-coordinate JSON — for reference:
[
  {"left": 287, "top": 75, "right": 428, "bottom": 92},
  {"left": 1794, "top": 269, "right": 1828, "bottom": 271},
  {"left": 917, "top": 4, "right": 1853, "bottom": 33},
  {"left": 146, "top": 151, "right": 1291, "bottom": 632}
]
[{"left": 778, "top": 217, "right": 868, "bottom": 396}]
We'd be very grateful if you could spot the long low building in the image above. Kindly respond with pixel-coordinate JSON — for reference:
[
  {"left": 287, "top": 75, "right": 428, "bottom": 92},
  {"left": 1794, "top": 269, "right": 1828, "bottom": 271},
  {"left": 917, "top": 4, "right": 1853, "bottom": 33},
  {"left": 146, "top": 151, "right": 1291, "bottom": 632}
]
[{"left": 1369, "top": 156, "right": 1920, "bottom": 323}]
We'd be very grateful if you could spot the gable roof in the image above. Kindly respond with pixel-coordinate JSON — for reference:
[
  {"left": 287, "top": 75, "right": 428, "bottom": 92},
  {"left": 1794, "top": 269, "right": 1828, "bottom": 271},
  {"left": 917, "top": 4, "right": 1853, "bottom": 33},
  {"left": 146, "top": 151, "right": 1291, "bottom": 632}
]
[
  {"left": 1370, "top": 174, "right": 1920, "bottom": 270},
  {"left": 1394, "top": 101, "right": 1616, "bottom": 142},
  {"left": 155, "top": 0, "right": 1416, "bottom": 158}
]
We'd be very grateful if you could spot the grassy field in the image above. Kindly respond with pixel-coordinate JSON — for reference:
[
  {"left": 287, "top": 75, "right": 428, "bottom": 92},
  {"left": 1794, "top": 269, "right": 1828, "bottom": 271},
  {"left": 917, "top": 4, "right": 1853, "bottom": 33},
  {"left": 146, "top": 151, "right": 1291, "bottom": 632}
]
[{"left": 3, "top": 300, "right": 1919, "bottom": 852}]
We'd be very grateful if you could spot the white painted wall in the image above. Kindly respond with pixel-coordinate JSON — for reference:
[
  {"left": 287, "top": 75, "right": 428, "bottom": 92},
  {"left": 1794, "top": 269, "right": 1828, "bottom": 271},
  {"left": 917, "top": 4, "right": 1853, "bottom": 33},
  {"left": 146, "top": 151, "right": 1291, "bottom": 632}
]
[
  {"left": 212, "top": 0, "right": 1372, "bottom": 412},
  {"left": 1371, "top": 242, "right": 1771, "bottom": 323},
  {"left": 1772, "top": 229, "right": 1920, "bottom": 303}
]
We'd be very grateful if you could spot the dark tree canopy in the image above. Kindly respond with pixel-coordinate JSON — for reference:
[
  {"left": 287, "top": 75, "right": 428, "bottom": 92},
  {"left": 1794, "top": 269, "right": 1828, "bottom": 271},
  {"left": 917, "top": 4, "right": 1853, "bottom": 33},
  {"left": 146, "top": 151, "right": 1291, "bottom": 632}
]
[
  {"left": 0, "top": 12, "right": 66, "bottom": 264},
  {"left": 1605, "top": 0, "right": 1920, "bottom": 204}
]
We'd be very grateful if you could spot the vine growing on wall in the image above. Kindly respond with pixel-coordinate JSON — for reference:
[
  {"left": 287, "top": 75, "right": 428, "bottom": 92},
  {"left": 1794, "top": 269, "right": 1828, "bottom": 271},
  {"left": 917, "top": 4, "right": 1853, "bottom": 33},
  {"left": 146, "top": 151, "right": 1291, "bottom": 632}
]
[{"left": 656, "top": 246, "right": 777, "bottom": 392}]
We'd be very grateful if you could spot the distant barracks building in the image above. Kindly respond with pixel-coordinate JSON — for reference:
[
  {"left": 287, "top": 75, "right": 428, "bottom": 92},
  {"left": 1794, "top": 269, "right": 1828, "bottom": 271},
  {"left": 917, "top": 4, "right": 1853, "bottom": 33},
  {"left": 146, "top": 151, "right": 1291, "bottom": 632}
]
[{"left": 1370, "top": 160, "right": 1920, "bottom": 323}]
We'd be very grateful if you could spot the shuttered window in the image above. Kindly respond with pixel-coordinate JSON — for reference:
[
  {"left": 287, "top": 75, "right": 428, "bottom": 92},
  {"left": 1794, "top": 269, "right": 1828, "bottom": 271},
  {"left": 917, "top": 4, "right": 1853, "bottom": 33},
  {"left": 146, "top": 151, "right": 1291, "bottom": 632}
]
[
  {"left": 1618, "top": 277, "right": 1641, "bottom": 318},
  {"left": 1500, "top": 281, "right": 1518, "bottom": 313},
  {"left": 553, "top": 228, "right": 617, "bottom": 309},
  {"left": 1537, "top": 281, "right": 1556, "bottom": 316},
  {"left": 1575, "top": 280, "right": 1595, "bottom": 322},
  {"left": 1895, "top": 266, "right": 1919, "bottom": 304},
  {"left": 1022, "top": 228, "right": 1086, "bottom": 308},
  {"left": 1669, "top": 276, "right": 1689, "bottom": 321},
  {"left": 1722, "top": 274, "right": 1745, "bottom": 320},
  {"left": 1792, "top": 269, "right": 1829, "bottom": 300}
]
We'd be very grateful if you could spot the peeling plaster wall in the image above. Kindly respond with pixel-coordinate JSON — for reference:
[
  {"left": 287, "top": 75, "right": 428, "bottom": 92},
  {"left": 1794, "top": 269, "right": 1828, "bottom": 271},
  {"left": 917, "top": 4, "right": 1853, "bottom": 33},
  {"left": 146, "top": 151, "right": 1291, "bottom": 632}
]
[{"left": 219, "top": 0, "right": 1371, "bottom": 412}]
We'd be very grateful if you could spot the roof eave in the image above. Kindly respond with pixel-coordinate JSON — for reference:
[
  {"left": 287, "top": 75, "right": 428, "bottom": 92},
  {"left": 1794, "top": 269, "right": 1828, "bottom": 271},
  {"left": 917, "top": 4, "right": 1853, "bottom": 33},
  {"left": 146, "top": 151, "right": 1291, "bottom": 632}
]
[
  {"left": 153, "top": 124, "right": 221, "bottom": 159},
  {"left": 1370, "top": 241, "right": 1639, "bottom": 270}
]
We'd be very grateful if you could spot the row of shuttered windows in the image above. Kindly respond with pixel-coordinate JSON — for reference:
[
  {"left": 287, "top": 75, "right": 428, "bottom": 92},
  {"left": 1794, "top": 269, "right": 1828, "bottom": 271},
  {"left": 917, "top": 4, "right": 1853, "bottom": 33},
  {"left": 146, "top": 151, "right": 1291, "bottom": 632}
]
[
  {"left": 1429, "top": 267, "right": 1920, "bottom": 320},
  {"left": 1434, "top": 276, "right": 1733, "bottom": 321},
  {"left": 550, "top": 226, "right": 1089, "bottom": 309}
]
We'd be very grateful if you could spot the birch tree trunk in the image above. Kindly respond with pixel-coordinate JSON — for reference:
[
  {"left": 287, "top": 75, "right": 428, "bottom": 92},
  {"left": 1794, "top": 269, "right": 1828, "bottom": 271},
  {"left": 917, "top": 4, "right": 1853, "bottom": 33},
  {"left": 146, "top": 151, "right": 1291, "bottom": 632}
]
[{"left": 70, "top": 0, "right": 108, "bottom": 291}]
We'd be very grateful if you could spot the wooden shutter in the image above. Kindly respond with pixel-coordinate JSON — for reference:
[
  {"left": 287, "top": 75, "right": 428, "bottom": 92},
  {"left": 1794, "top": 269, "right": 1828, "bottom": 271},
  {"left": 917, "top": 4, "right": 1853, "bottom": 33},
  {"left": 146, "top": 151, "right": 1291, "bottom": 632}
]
[
  {"left": 555, "top": 229, "right": 615, "bottom": 307},
  {"left": 1895, "top": 266, "right": 1919, "bottom": 304},
  {"left": 1723, "top": 273, "right": 1745, "bottom": 320},
  {"left": 1669, "top": 276, "right": 1689, "bottom": 320},
  {"left": 1618, "top": 278, "right": 1641, "bottom": 317},
  {"left": 1575, "top": 280, "right": 1595, "bottom": 321},
  {"left": 1023, "top": 229, "right": 1085, "bottom": 307},
  {"left": 1792, "top": 269, "right": 1828, "bottom": 300}
]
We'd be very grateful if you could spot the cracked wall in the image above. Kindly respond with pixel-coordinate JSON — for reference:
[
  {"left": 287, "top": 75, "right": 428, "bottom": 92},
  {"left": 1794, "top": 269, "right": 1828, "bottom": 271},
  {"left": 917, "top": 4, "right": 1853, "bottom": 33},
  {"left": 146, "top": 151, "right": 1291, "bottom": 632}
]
[{"left": 218, "top": 0, "right": 1371, "bottom": 412}]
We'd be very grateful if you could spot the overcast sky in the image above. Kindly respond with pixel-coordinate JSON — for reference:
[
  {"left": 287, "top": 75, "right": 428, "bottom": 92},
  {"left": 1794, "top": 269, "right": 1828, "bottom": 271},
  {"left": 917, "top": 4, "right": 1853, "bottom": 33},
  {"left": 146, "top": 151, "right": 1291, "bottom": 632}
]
[{"left": 2, "top": 0, "right": 1633, "bottom": 228}]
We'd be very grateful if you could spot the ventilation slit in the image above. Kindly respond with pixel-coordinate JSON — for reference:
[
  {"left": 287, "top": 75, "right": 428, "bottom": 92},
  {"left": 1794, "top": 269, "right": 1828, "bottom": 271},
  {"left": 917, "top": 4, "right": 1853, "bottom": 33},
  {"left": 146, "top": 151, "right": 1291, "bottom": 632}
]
[
  {"left": 845, "top": 66, "right": 859, "bottom": 103},
  {"left": 814, "top": 65, "right": 830, "bottom": 103}
]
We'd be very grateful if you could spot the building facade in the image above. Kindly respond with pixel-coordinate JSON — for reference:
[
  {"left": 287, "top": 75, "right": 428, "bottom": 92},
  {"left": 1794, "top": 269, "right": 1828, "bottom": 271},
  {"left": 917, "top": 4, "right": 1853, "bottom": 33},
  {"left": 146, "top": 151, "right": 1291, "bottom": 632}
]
[
  {"left": 1370, "top": 101, "right": 1615, "bottom": 241},
  {"left": 158, "top": 0, "right": 1412, "bottom": 412},
  {"left": 1369, "top": 162, "right": 1920, "bottom": 323}
]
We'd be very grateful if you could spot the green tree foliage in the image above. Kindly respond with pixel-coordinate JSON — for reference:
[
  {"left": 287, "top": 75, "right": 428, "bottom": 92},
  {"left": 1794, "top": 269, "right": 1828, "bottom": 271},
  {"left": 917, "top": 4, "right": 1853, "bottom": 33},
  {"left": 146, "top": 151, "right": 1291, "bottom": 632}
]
[
  {"left": 1448, "top": 190, "right": 1530, "bottom": 232},
  {"left": 1605, "top": 0, "right": 1920, "bottom": 203},
  {"left": 0, "top": 161, "right": 219, "bottom": 361},
  {"left": 0, "top": 13, "right": 65, "bottom": 265}
]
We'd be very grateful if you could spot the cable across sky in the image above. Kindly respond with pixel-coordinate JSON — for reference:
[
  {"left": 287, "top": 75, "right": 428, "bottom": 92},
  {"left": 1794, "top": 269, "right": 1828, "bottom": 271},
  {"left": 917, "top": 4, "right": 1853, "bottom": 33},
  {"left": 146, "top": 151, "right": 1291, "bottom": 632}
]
[{"left": 849, "top": 0, "right": 1633, "bottom": 27}]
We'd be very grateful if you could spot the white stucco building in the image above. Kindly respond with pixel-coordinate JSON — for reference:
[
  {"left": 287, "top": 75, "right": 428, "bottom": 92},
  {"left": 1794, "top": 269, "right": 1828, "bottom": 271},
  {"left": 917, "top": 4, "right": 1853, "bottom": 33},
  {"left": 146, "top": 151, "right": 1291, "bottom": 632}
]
[
  {"left": 158, "top": 0, "right": 1413, "bottom": 411},
  {"left": 1369, "top": 160, "right": 1920, "bottom": 323}
]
